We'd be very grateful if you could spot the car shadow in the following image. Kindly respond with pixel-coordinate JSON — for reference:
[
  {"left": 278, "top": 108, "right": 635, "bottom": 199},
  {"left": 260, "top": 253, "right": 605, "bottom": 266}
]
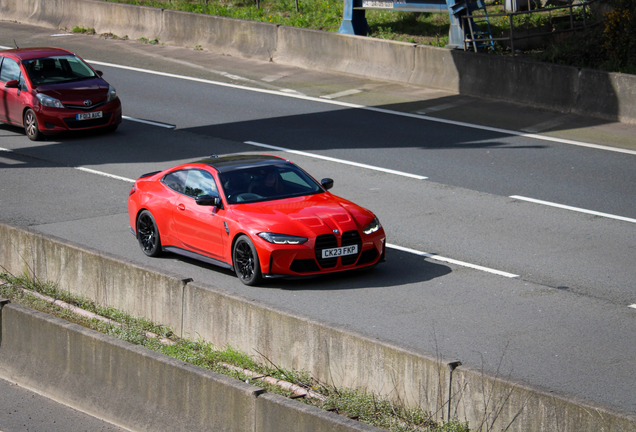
[{"left": 161, "top": 246, "right": 452, "bottom": 289}]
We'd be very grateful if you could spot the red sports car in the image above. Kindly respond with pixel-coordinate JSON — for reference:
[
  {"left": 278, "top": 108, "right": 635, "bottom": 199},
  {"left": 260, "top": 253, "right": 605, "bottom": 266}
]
[
  {"left": 128, "top": 155, "right": 386, "bottom": 285},
  {"left": 0, "top": 46, "right": 122, "bottom": 140}
]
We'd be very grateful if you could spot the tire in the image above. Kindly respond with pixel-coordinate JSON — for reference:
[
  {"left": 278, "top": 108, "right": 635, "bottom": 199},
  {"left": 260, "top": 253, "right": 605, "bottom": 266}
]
[
  {"left": 24, "top": 108, "right": 42, "bottom": 141},
  {"left": 232, "top": 235, "right": 262, "bottom": 286},
  {"left": 136, "top": 210, "right": 162, "bottom": 257}
]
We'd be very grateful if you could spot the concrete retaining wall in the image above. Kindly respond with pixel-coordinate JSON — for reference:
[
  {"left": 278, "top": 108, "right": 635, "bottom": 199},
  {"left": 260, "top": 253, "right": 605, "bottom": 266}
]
[
  {"left": 0, "top": 302, "right": 383, "bottom": 432},
  {"left": 0, "top": 0, "right": 635, "bottom": 123},
  {"left": 2, "top": 223, "right": 636, "bottom": 431}
]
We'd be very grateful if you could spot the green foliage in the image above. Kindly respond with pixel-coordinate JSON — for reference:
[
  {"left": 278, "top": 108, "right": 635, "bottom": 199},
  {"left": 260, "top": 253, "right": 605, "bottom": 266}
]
[
  {"left": 602, "top": 0, "right": 636, "bottom": 68},
  {"left": 321, "top": 388, "right": 469, "bottom": 432},
  {"left": 72, "top": 26, "right": 96, "bottom": 34}
]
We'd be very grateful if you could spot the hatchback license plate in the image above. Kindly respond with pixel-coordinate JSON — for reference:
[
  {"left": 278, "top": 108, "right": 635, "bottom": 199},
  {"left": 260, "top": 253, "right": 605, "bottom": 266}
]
[
  {"left": 321, "top": 245, "right": 358, "bottom": 259},
  {"left": 76, "top": 111, "right": 102, "bottom": 121}
]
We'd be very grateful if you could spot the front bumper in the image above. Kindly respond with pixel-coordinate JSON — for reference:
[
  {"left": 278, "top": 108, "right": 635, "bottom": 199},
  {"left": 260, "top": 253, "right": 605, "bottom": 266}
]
[
  {"left": 35, "top": 99, "right": 122, "bottom": 133},
  {"left": 257, "top": 228, "right": 386, "bottom": 278}
]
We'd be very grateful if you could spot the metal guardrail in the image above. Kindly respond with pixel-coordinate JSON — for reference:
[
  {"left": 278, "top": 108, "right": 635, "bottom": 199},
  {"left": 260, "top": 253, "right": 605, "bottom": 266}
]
[{"left": 461, "top": 0, "right": 600, "bottom": 54}]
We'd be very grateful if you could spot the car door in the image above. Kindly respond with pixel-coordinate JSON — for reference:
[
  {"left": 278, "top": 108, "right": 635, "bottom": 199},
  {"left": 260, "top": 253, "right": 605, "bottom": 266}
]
[
  {"left": 0, "top": 57, "right": 27, "bottom": 124},
  {"left": 171, "top": 169, "right": 227, "bottom": 259}
]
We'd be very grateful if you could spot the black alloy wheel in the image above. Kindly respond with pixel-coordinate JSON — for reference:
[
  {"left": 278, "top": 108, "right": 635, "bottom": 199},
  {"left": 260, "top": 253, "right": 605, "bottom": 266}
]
[
  {"left": 24, "top": 108, "right": 42, "bottom": 141},
  {"left": 233, "top": 235, "right": 262, "bottom": 286},
  {"left": 137, "top": 210, "right": 162, "bottom": 257}
]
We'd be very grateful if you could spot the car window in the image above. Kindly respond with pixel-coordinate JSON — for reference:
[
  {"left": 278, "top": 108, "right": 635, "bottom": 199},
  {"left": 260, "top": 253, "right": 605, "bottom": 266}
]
[
  {"left": 219, "top": 163, "right": 322, "bottom": 204},
  {"left": 23, "top": 55, "right": 97, "bottom": 86},
  {"left": 0, "top": 58, "right": 21, "bottom": 83},
  {"left": 162, "top": 170, "right": 188, "bottom": 194},
  {"left": 184, "top": 170, "right": 218, "bottom": 198}
]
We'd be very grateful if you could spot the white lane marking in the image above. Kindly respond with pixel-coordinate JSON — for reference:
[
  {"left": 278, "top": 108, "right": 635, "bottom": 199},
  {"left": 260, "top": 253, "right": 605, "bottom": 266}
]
[
  {"left": 0, "top": 147, "right": 13, "bottom": 152},
  {"left": 510, "top": 195, "right": 636, "bottom": 224},
  {"left": 414, "top": 98, "right": 471, "bottom": 114},
  {"left": 51, "top": 33, "right": 74, "bottom": 37},
  {"left": 321, "top": 89, "right": 363, "bottom": 100},
  {"left": 279, "top": 88, "right": 306, "bottom": 96},
  {"left": 122, "top": 115, "right": 176, "bottom": 129},
  {"left": 244, "top": 140, "right": 428, "bottom": 180},
  {"left": 75, "top": 167, "right": 135, "bottom": 183},
  {"left": 78, "top": 58, "right": 636, "bottom": 156},
  {"left": 629, "top": 304, "right": 636, "bottom": 309},
  {"left": 387, "top": 243, "right": 519, "bottom": 278},
  {"left": 521, "top": 114, "right": 575, "bottom": 133},
  {"left": 261, "top": 72, "right": 292, "bottom": 82}
]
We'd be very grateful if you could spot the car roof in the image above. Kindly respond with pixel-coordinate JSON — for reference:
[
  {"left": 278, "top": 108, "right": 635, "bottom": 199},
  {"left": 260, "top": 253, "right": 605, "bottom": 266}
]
[
  {"left": 195, "top": 155, "right": 288, "bottom": 173},
  {"left": 0, "top": 47, "right": 74, "bottom": 61}
]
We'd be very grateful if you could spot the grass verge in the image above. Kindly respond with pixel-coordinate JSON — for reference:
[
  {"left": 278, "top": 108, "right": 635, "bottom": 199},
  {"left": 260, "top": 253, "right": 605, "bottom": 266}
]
[
  {"left": 93, "top": 0, "right": 634, "bottom": 73},
  {"left": 0, "top": 270, "right": 469, "bottom": 432}
]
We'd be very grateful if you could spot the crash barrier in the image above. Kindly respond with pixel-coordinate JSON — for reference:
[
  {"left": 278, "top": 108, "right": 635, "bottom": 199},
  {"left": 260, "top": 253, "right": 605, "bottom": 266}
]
[
  {"left": 2, "top": 223, "right": 636, "bottom": 431},
  {"left": 0, "top": 0, "right": 635, "bottom": 123},
  {"left": 0, "top": 302, "right": 384, "bottom": 432}
]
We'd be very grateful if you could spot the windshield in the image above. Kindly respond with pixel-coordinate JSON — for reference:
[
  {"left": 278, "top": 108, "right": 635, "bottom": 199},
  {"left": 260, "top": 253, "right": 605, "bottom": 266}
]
[
  {"left": 23, "top": 55, "right": 98, "bottom": 86},
  {"left": 219, "top": 163, "right": 323, "bottom": 204}
]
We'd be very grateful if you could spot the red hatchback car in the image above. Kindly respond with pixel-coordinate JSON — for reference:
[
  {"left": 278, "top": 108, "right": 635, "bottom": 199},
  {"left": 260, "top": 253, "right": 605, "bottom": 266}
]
[
  {"left": 0, "top": 47, "right": 122, "bottom": 140},
  {"left": 128, "top": 155, "right": 386, "bottom": 285}
]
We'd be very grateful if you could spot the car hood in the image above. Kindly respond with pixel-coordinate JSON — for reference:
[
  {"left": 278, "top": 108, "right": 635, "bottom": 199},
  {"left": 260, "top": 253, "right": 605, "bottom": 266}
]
[
  {"left": 229, "top": 192, "right": 376, "bottom": 237},
  {"left": 34, "top": 78, "right": 110, "bottom": 104}
]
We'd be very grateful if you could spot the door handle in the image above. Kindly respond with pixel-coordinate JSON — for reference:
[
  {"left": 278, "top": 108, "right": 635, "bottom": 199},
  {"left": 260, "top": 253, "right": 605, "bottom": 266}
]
[{"left": 177, "top": 203, "right": 186, "bottom": 211}]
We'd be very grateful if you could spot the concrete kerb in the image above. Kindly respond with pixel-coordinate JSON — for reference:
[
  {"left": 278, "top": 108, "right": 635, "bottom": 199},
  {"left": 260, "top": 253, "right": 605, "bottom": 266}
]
[
  {"left": 181, "top": 279, "right": 452, "bottom": 414},
  {"left": 450, "top": 364, "right": 636, "bottom": 432},
  {"left": 274, "top": 25, "right": 416, "bottom": 84},
  {"left": 575, "top": 68, "right": 636, "bottom": 123},
  {"left": 3, "top": 223, "right": 636, "bottom": 431},
  {"left": 161, "top": 10, "right": 278, "bottom": 61},
  {"left": 0, "top": 0, "right": 164, "bottom": 41},
  {"left": 0, "top": 302, "right": 385, "bottom": 432},
  {"left": 0, "top": 222, "right": 187, "bottom": 336}
]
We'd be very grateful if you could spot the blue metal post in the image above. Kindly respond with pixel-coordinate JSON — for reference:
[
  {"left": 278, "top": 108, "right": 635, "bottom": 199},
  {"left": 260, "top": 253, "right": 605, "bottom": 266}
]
[{"left": 338, "top": 0, "right": 370, "bottom": 35}]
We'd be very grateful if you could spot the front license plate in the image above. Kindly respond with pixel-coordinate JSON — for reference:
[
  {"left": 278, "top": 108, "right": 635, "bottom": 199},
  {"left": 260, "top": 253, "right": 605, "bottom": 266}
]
[
  {"left": 76, "top": 111, "right": 102, "bottom": 121},
  {"left": 321, "top": 245, "right": 358, "bottom": 259}
]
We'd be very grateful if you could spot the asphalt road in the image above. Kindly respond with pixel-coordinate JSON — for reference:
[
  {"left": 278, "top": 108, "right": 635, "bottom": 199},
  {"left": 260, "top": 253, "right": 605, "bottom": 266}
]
[{"left": 1, "top": 20, "right": 635, "bottom": 427}]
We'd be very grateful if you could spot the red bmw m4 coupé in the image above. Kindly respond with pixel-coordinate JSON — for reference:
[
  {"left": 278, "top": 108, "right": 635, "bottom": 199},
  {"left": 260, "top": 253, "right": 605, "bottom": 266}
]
[{"left": 128, "top": 155, "right": 386, "bottom": 285}]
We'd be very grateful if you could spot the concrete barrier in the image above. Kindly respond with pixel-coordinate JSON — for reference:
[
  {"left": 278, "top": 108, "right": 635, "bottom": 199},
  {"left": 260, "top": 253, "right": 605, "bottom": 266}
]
[
  {"left": 161, "top": 10, "right": 278, "bottom": 61},
  {"left": 2, "top": 222, "right": 636, "bottom": 431},
  {"left": 0, "top": 0, "right": 635, "bottom": 123},
  {"left": 274, "top": 25, "right": 417, "bottom": 84},
  {"left": 0, "top": 302, "right": 384, "bottom": 432}
]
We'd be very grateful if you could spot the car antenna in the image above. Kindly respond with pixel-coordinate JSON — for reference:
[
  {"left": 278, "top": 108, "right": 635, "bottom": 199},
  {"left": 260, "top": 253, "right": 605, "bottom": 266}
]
[{"left": 13, "top": 40, "right": 19, "bottom": 49}]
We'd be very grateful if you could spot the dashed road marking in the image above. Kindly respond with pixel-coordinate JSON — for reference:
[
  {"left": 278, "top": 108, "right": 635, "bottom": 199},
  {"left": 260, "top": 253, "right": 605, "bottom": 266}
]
[
  {"left": 321, "top": 89, "right": 363, "bottom": 100},
  {"left": 387, "top": 243, "right": 519, "bottom": 278},
  {"left": 510, "top": 195, "right": 636, "bottom": 224},
  {"left": 123, "top": 116, "right": 176, "bottom": 129},
  {"left": 521, "top": 115, "right": 575, "bottom": 133},
  {"left": 244, "top": 140, "right": 428, "bottom": 180}
]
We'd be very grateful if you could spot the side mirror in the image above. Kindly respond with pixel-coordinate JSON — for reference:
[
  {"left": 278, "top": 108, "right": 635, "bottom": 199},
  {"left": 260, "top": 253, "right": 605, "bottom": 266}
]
[
  {"left": 321, "top": 178, "right": 334, "bottom": 190},
  {"left": 196, "top": 193, "right": 223, "bottom": 209},
  {"left": 95, "top": 70, "right": 104, "bottom": 77},
  {"left": 5, "top": 80, "right": 19, "bottom": 89}
]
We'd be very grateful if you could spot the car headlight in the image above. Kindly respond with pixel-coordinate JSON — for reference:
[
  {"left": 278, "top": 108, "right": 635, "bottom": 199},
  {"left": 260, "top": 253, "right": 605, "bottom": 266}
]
[
  {"left": 106, "top": 85, "right": 117, "bottom": 102},
  {"left": 36, "top": 93, "right": 64, "bottom": 108},
  {"left": 258, "top": 232, "right": 308, "bottom": 245},
  {"left": 363, "top": 217, "right": 381, "bottom": 235}
]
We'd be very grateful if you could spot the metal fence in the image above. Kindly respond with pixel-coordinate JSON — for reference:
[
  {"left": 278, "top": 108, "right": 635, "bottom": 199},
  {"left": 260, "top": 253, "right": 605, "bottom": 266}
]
[{"left": 461, "top": 0, "right": 601, "bottom": 54}]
